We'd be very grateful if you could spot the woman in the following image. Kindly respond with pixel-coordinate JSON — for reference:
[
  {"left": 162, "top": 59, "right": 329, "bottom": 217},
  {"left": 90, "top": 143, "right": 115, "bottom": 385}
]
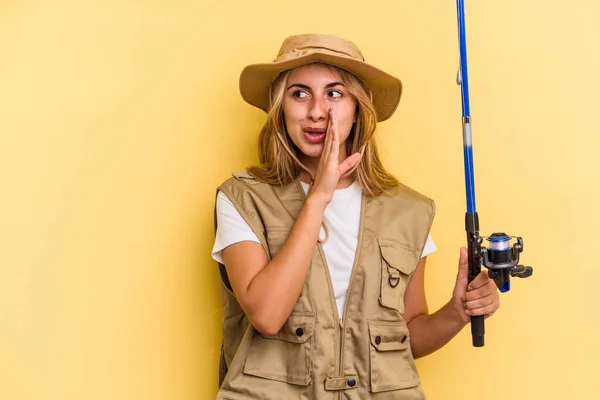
[{"left": 211, "top": 33, "right": 499, "bottom": 400}]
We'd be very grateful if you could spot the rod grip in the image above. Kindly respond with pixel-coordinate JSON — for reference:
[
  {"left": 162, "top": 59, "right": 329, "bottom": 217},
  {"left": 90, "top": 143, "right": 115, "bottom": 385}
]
[{"left": 471, "top": 315, "right": 485, "bottom": 347}]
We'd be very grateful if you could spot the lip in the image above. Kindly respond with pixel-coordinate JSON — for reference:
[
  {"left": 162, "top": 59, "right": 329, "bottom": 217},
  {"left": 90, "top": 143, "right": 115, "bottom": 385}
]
[
  {"left": 303, "top": 127, "right": 327, "bottom": 134},
  {"left": 303, "top": 129, "right": 326, "bottom": 144}
]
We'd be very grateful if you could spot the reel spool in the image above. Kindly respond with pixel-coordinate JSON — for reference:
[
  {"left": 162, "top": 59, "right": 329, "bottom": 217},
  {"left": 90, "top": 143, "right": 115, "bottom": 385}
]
[{"left": 481, "top": 233, "right": 533, "bottom": 293}]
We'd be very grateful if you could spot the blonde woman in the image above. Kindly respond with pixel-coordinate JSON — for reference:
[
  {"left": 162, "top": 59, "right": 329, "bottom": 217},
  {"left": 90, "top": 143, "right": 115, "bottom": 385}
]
[{"left": 211, "top": 33, "right": 500, "bottom": 400}]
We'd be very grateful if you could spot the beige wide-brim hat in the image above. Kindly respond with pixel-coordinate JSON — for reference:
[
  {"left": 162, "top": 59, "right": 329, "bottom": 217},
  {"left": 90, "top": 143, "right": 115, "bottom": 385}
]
[{"left": 239, "top": 33, "right": 403, "bottom": 122}]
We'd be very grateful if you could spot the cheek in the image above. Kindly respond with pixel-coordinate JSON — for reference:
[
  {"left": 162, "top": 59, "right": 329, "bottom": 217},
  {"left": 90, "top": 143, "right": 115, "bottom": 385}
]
[
  {"left": 282, "top": 101, "right": 305, "bottom": 129},
  {"left": 338, "top": 121, "right": 354, "bottom": 143},
  {"left": 336, "top": 99, "right": 357, "bottom": 132},
  {"left": 336, "top": 110, "right": 356, "bottom": 142}
]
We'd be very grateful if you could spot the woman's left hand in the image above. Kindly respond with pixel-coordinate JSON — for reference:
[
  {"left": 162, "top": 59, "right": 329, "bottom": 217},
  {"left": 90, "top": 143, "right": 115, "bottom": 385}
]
[{"left": 452, "top": 247, "right": 500, "bottom": 323}]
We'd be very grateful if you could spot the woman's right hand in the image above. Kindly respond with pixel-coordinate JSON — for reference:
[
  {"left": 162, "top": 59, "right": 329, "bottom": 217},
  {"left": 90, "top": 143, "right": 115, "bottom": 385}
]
[{"left": 308, "top": 107, "right": 362, "bottom": 205}]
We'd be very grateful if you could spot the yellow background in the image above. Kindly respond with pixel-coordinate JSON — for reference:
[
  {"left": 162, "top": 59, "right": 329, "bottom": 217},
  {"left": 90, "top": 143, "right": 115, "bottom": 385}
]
[{"left": 1, "top": 1, "right": 598, "bottom": 399}]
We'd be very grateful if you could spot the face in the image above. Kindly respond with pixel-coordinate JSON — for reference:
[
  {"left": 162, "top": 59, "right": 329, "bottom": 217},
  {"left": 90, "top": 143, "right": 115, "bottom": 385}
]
[{"left": 282, "top": 63, "right": 357, "bottom": 161}]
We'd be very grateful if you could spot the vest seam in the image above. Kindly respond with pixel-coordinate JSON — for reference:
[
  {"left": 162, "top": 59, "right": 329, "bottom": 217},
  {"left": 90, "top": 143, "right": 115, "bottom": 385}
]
[{"left": 218, "top": 184, "right": 271, "bottom": 260}]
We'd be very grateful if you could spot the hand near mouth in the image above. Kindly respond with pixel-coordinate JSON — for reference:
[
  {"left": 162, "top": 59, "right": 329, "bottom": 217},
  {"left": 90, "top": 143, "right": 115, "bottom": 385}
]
[{"left": 307, "top": 107, "right": 362, "bottom": 206}]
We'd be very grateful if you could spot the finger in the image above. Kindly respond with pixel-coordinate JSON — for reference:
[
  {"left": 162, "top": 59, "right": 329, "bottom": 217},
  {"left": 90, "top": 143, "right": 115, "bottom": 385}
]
[
  {"left": 330, "top": 107, "right": 340, "bottom": 158},
  {"left": 456, "top": 247, "right": 468, "bottom": 282},
  {"left": 338, "top": 152, "right": 362, "bottom": 176},
  {"left": 326, "top": 107, "right": 337, "bottom": 160},
  {"left": 456, "top": 247, "right": 469, "bottom": 302},
  {"left": 484, "top": 311, "right": 496, "bottom": 320},
  {"left": 457, "top": 247, "right": 468, "bottom": 275},
  {"left": 468, "top": 271, "right": 493, "bottom": 291},
  {"left": 323, "top": 108, "right": 334, "bottom": 156},
  {"left": 464, "top": 294, "right": 496, "bottom": 310},
  {"left": 464, "top": 280, "right": 498, "bottom": 301},
  {"left": 465, "top": 301, "right": 499, "bottom": 317},
  {"left": 317, "top": 109, "right": 334, "bottom": 171}
]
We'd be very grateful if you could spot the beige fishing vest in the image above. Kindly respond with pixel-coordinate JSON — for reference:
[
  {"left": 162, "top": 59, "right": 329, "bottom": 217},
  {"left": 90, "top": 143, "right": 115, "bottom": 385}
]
[{"left": 215, "top": 170, "right": 435, "bottom": 400}]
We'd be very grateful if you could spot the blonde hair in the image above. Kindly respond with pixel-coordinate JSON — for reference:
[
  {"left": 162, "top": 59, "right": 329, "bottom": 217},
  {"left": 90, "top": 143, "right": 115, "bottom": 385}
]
[{"left": 248, "top": 63, "right": 399, "bottom": 197}]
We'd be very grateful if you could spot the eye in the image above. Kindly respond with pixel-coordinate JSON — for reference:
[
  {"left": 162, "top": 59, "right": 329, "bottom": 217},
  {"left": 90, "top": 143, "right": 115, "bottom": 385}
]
[
  {"left": 292, "top": 90, "right": 309, "bottom": 99},
  {"left": 328, "top": 90, "right": 343, "bottom": 99}
]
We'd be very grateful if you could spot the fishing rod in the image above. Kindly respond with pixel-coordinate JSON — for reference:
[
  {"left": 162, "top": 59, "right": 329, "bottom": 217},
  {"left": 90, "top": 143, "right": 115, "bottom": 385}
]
[{"left": 455, "top": 0, "right": 533, "bottom": 347}]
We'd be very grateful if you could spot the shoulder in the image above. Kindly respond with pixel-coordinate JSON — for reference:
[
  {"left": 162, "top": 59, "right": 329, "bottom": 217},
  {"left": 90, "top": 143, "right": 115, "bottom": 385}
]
[
  {"left": 217, "top": 169, "right": 279, "bottom": 208},
  {"left": 219, "top": 169, "right": 260, "bottom": 187},
  {"left": 380, "top": 182, "right": 434, "bottom": 208},
  {"left": 372, "top": 182, "right": 436, "bottom": 225},
  {"left": 218, "top": 169, "right": 268, "bottom": 193}
]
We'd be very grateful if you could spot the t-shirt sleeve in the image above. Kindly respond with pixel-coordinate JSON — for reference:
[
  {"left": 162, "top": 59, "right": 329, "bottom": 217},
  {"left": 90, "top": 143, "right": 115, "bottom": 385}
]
[
  {"left": 211, "top": 190, "right": 261, "bottom": 264},
  {"left": 421, "top": 234, "right": 437, "bottom": 258}
]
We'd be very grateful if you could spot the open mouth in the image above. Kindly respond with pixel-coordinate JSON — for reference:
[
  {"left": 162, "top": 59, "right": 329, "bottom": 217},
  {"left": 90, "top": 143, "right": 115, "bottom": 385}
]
[{"left": 304, "top": 128, "right": 326, "bottom": 144}]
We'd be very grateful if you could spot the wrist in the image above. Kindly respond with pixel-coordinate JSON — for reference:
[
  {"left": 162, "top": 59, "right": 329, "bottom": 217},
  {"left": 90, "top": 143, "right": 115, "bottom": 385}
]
[
  {"left": 305, "top": 193, "right": 329, "bottom": 210},
  {"left": 447, "top": 298, "right": 470, "bottom": 327}
]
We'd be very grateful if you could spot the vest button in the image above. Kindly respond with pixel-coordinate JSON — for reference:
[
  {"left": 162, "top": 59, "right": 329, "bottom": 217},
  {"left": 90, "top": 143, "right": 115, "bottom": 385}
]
[
  {"left": 296, "top": 327, "right": 304, "bottom": 337},
  {"left": 347, "top": 378, "right": 357, "bottom": 387},
  {"left": 400, "top": 335, "right": 407, "bottom": 343},
  {"left": 375, "top": 335, "right": 381, "bottom": 345}
]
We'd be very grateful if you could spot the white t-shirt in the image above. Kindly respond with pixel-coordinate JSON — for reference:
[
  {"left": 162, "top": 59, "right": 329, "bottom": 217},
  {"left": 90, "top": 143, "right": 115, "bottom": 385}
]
[{"left": 211, "top": 181, "right": 436, "bottom": 316}]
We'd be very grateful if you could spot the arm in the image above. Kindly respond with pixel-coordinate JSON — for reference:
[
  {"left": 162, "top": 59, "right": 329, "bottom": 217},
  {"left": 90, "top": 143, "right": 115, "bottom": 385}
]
[
  {"left": 403, "top": 247, "right": 500, "bottom": 358},
  {"left": 221, "top": 107, "right": 361, "bottom": 336},
  {"left": 221, "top": 196, "right": 326, "bottom": 336}
]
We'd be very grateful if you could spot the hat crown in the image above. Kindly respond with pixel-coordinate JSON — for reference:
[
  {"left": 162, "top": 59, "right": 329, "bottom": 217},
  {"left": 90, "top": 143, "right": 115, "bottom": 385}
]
[{"left": 275, "top": 33, "right": 365, "bottom": 63}]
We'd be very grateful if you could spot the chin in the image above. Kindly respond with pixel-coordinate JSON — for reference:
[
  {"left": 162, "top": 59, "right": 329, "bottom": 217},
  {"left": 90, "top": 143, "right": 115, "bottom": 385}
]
[{"left": 298, "top": 144, "right": 324, "bottom": 159}]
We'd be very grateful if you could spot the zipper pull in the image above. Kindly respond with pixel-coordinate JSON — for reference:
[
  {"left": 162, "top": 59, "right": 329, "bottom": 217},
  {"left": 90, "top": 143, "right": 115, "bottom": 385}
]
[{"left": 339, "top": 318, "right": 344, "bottom": 329}]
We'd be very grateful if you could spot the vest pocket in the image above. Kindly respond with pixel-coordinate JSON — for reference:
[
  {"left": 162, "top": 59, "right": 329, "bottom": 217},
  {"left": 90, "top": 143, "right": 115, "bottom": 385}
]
[
  {"left": 377, "top": 238, "right": 418, "bottom": 314},
  {"left": 243, "top": 313, "right": 315, "bottom": 386},
  {"left": 367, "top": 320, "right": 419, "bottom": 393}
]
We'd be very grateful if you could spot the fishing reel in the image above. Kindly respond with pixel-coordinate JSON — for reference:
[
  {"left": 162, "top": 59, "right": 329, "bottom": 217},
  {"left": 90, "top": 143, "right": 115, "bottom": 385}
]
[{"left": 479, "top": 233, "right": 533, "bottom": 293}]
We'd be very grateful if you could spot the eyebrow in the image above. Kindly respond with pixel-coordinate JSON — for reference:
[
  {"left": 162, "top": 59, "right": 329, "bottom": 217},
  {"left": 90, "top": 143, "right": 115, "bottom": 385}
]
[{"left": 287, "top": 82, "right": 345, "bottom": 91}]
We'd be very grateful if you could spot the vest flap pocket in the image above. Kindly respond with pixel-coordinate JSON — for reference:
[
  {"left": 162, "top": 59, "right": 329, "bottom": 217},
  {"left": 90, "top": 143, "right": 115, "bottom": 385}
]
[
  {"left": 258, "top": 313, "right": 315, "bottom": 344},
  {"left": 367, "top": 320, "right": 419, "bottom": 393},
  {"left": 377, "top": 238, "right": 418, "bottom": 314},
  {"left": 243, "top": 313, "right": 315, "bottom": 386},
  {"left": 369, "top": 323, "right": 410, "bottom": 352},
  {"left": 377, "top": 238, "right": 417, "bottom": 275}
]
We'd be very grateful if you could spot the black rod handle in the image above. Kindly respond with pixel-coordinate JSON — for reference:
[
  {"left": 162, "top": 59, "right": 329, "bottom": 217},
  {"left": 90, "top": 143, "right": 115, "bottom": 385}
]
[
  {"left": 471, "top": 315, "right": 485, "bottom": 347},
  {"left": 466, "top": 212, "right": 484, "bottom": 347}
]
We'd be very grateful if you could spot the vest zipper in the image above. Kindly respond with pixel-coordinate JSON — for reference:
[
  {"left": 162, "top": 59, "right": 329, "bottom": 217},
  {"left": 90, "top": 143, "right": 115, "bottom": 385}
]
[
  {"left": 337, "top": 194, "right": 366, "bottom": 399},
  {"left": 296, "top": 180, "right": 366, "bottom": 399},
  {"left": 338, "top": 318, "right": 344, "bottom": 400}
]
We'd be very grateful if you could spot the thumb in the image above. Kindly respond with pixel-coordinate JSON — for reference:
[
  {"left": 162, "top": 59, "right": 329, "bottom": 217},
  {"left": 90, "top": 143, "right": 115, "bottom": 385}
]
[
  {"left": 338, "top": 152, "right": 362, "bottom": 176},
  {"left": 457, "top": 246, "right": 469, "bottom": 283}
]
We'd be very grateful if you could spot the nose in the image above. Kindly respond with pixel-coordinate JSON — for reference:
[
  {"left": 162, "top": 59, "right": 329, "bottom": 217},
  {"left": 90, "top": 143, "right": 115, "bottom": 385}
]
[{"left": 308, "top": 96, "right": 328, "bottom": 122}]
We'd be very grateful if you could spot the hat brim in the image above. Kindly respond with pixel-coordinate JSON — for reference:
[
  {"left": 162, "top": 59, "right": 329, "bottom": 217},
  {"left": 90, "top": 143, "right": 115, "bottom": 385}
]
[{"left": 239, "top": 53, "right": 402, "bottom": 122}]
